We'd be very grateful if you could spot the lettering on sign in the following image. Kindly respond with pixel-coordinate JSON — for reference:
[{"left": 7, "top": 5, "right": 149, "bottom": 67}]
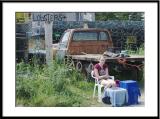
[{"left": 32, "top": 13, "right": 67, "bottom": 22}]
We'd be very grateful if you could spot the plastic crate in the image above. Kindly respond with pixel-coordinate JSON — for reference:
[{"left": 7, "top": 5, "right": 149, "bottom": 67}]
[{"left": 120, "top": 80, "right": 141, "bottom": 105}]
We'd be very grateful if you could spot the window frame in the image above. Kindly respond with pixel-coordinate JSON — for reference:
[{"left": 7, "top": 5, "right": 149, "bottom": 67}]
[{"left": 72, "top": 30, "right": 110, "bottom": 42}]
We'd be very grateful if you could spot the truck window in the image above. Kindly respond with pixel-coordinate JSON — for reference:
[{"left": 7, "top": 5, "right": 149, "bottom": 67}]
[
  {"left": 99, "top": 31, "right": 109, "bottom": 40},
  {"left": 59, "top": 31, "right": 70, "bottom": 48},
  {"left": 73, "top": 31, "right": 98, "bottom": 41}
]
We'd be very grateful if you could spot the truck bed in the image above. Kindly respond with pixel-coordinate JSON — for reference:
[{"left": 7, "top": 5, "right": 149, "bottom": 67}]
[{"left": 67, "top": 54, "right": 144, "bottom": 62}]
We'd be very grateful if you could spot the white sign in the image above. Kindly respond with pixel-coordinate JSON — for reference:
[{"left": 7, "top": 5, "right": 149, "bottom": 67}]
[{"left": 32, "top": 13, "right": 66, "bottom": 22}]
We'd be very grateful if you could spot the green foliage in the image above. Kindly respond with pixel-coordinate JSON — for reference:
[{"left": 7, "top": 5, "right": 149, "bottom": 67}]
[
  {"left": 16, "top": 59, "right": 94, "bottom": 107},
  {"left": 16, "top": 77, "right": 37, "bottom": 99},
  {"left": 137, "top": 43, "right": 144, "bottom": 55},
  {"left": 126, "top": 43, "right": 144, "bottom": 55},
  {"left": 95, "top": 12, "right": 144, "bottom": 21}
]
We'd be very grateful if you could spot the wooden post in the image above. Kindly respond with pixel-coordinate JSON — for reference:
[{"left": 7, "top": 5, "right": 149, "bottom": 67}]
[{"left": 44, "top": 21, "right": 53, "bottom": 65}]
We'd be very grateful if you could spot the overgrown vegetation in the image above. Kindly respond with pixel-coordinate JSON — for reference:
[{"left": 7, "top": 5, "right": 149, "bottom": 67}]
[
  {"left": 16, "top": 59, "right": 97, "bottom": 107},
  {"left": 126, "top": 43, "right": 144, "bottom": 55}
]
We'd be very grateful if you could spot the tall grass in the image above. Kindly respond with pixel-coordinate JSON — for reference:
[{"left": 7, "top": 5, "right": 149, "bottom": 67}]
[
  {"left": 16, "top": 59, "right": 94, "bottom": 107},
  {"left": 126, "top": 43, "right": 144, "bottom": 55}
]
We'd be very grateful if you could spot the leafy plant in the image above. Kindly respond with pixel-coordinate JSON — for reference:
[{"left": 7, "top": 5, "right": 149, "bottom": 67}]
[{"left": 16, "top": 59, "right": 94, "bottom": 107}]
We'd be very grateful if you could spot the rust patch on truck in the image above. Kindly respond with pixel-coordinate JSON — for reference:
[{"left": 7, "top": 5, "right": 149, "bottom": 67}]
[{"left": 66, "top": 28, "right": 113, "bottom": 55}]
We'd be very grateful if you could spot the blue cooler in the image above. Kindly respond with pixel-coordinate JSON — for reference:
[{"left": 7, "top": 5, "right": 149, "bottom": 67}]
[{"left": 120, "top": 80, "right": 141, "bottom": 105}]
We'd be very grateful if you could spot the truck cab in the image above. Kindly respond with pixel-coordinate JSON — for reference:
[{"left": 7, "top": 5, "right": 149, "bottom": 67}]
[{"left": 54, "top": 28, "right": 113, "bottom": 59}]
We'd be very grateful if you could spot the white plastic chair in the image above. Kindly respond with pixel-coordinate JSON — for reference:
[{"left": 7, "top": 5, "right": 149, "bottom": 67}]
[{"left": 91, "top": 70, "right": 114, "bottom": 102}]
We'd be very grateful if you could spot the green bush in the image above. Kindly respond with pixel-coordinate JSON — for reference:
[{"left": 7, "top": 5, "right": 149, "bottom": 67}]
[
  {"left": 125, "top": 43, "right": 144, "bottom": 55},
  {"left": 16, "top": 77, "right": 37, "bottom": 99},
  {"left": 137, "top": 43, "right": 144, "bottom": 55},
  {"left": 16, "top": 59, "right": 94, "bottom": 107}
]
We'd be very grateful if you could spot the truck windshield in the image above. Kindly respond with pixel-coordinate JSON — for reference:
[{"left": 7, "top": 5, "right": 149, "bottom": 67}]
[{"left": 59, "top": 31, "right": 70, "bottom": 48}]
